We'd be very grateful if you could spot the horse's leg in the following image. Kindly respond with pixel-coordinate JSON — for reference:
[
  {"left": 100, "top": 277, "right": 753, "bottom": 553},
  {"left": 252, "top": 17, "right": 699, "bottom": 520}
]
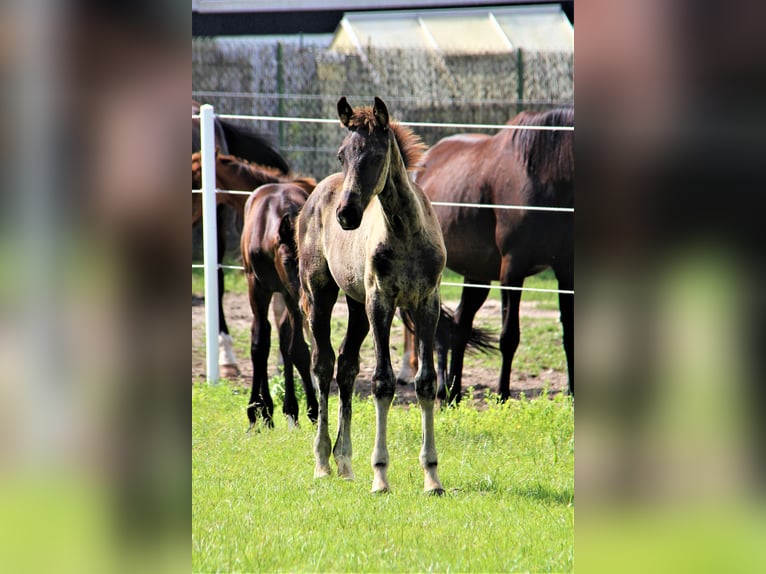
[
  {"left": 414, "top": 294, "right": 445, "bottom": 495},
  {"left": 276, "top": 304, "right": 299, "bottom": 428},
  {"left": 287, "top": 298, "right": 318, "bottom": 424},
  {"left": 367, "top": 293, "right": 396, "bottom": 493},
  {"left": 217, "top": 206, "right": 240, "bottom": 378},
  {"left": 434, "top": 310, "right": 451, "bottom": 401},
  {"left": 395, "top": 315, "right": 418, "bottom": 386},
  {"left": 246, "top": 276, "right": 274, "bottom": 428},
  {"left": 271, "top": 293, "right": 286, "bottom": 376},
  {"left": 553, "top": 266, "right": 574, "bottom": 396},
  {"left": 442, "top": 284, "right": 489, "bottom": 404},
  {"left": 497, "top": 266, "right": 524, "bottom": 402},
  {"left": 333, "top": 296, "right": 370, "bottom": 480},
  {"left": 305, "top": 283, "right": 338, "bottom": 478}
]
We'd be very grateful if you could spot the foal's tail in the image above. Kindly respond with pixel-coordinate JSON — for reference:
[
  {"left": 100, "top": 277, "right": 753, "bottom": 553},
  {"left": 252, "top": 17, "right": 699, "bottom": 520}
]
[{"left": 400, "top": 306, "right": 497, "bottom": 354}]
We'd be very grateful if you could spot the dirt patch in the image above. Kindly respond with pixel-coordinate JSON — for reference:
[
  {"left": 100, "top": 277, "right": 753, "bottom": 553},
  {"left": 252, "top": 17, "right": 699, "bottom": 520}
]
[{"left": 192, "top": 292, "right": 567, "bottom": 407}]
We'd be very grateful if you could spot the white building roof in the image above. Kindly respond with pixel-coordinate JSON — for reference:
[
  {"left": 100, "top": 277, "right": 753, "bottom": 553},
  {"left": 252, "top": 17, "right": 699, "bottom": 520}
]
[{"left": 330, "top": 4, "right": 573, "bottom": 54}]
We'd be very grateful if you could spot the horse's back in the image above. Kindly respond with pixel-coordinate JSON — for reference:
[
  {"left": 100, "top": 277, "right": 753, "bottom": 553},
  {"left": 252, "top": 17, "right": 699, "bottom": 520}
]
[
  {"left": 415, "top": 134, "right": 505, "bottom": 280},
  {"left": 242, "top": 183, "right": 308, "bottom": 293}
]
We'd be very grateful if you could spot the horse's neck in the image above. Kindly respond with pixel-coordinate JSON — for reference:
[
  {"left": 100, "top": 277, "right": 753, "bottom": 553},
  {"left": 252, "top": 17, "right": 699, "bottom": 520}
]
[{"left": 377, "top": 139, "right": 423, "bottom": 236}]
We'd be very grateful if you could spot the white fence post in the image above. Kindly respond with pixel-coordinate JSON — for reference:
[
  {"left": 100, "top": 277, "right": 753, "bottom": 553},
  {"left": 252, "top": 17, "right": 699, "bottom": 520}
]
[{"left": 200, "top": 104, "right": 220, "bottom": 385}]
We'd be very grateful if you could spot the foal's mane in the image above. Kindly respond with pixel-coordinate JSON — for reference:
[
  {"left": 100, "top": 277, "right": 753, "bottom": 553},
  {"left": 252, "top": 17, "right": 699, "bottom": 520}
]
[
  {"left": 346, "top": 107, "right": 427, "bottom": 171},
  {"left": 508, "top": 107, "right": 574, "bottom": 184}
]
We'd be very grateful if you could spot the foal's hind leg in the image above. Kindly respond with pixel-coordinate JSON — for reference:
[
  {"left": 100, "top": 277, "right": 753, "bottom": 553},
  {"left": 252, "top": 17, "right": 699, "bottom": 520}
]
[
  {"left": 333, "top": 297, "right": 370, "bottom": 479},
  {"left": 276, "top": 305, "right": 299, "bottom": 427},
  {"left": 414, "top": 294, "right": 445, "bottom": 495},
  {"left": 287, "top": 301, "right": 318, "bottom": 424},
  {"left": 442, "top": 284, "right": 489, "bottom": 404},
  {"left": 246, "top": 277, "right": 274, "bottom": 427},
  {"left": 396, "top": 318, "right": 418, "bottom": 386}
]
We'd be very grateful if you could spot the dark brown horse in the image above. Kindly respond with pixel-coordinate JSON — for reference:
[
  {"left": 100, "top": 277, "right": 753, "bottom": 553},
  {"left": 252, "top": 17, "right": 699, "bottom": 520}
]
[
  {"left": 192, "top": 99, "right": 291, "bottom": 378},
  {"left": 191, "top": 149, "right": 315, "bottom": 378},
  {"left": 297, "top": 97, "right": 447, "bottom": 494},
  {"left": 397, "top": 107, "right": 574, "bottom": 403},
  {"left": 240, "top": 182, "right": 318, "bottom": 429}
]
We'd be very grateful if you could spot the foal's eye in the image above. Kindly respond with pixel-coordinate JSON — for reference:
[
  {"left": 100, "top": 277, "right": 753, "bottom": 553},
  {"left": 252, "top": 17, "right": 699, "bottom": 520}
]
[{"left": 337, "top": 153, "right": 342, "bottom": 164}]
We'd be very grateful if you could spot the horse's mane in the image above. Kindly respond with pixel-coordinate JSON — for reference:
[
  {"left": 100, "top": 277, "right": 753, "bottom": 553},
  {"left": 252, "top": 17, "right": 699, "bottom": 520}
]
[
  {"left": 508, "top": 107, "right": 574, "bottom": 184},
  {"left": 347, "top": 107, "right": 427, "bottom": 171},
  {"left": 218, "top": 152, "right": 317, "bottom": 190}
]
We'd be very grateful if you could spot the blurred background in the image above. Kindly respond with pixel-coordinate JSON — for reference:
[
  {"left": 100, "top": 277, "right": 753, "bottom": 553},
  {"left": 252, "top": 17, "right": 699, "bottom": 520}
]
[{"left": 2, "top": 0, "right": 766, "bottom": 572}]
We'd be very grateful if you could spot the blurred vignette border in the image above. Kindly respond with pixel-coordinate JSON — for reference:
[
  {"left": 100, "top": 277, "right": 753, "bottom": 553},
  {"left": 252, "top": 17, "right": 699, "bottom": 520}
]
[
  {"left": 2, "top": 0, "right": 766, "bottom": 573},
  {"left": 576, "top": 0, "right": 766, "bottom": 573},
  {"left": 1, "top": 1, "right": 188, "bottom": 573}
]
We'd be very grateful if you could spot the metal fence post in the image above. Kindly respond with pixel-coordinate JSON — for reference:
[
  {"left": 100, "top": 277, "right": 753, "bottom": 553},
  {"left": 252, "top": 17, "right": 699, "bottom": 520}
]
[{"left": 200, "top": 104, "right": 220, "bottom": 384}]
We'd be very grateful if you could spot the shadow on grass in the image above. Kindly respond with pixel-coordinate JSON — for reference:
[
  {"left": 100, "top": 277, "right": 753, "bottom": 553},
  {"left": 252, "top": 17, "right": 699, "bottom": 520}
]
[
  {"left": 508, "top": 482, "right": 574, "bottom": 505},
  {"left": 449, "top": 480, "right": 573, "bottom": 506}
]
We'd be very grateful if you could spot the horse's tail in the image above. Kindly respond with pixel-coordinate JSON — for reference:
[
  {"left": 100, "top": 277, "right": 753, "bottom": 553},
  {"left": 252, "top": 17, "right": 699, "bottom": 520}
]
[
  {"left": 399, "top": 306, "right": 497, "bottom": 354},
  {"left": 437, "top": 305, "right": 497, "bottom": 355}
]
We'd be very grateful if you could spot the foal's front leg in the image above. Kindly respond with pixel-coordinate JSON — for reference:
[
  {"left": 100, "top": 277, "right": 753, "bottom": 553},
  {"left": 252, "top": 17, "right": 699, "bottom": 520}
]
[
  {"left": 367, "top": 293, "right": 396, "bottom": 493},
  {"left": 305, "top": 284, "right": 338, "bottom": 478},
  {"left": 333, "top": 297, "right": 369, "bottom": 480}
]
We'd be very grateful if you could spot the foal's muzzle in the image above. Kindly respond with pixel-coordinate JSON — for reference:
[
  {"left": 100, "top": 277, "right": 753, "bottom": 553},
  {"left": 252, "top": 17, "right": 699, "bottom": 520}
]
[{"left": 336, "top": 200, "right": 362, "bottom": 230}]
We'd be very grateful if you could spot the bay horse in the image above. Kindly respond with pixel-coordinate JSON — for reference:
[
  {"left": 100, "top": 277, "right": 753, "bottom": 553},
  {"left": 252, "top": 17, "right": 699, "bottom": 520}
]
[
  {"left": 192, "top": 99, "right": 290, "bottom": 378},
  {"left": 240, "top": 182, "right": 318, "bottom": 429},
  {"left": 191, "top": 149, "right": 315, "bottom": 378},
  {"left": 396, "top": 107, "right": 574, "bottom": 403},
  {"left": 297, "top": 97, "right": 447, "bottom": 494}
]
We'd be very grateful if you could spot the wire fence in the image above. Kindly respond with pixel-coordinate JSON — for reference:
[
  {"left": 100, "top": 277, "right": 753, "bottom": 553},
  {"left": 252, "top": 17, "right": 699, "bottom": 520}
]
[{"left": 192, "top": 110, "right": 573, "bottom": 295}]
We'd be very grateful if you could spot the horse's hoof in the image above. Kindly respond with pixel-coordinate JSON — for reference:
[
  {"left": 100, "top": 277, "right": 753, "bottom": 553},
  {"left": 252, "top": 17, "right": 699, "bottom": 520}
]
[
  {"left": 221, "top": 363, "right": 240, "bottom": 378},
  {"left": 371, "top": 485, "right": 390, "bottom": 494},
  {"left": 425, "top": 488, "right": 446, "bottom": 496},
  {"left": 396, "top": 377, "right": 410, "bottom": 386},
  {"left": 314, "top": 465, "right": 332, "bottom": 479},
  {"left": 335, "top": 456, "right": 354, "bottom": 480}
]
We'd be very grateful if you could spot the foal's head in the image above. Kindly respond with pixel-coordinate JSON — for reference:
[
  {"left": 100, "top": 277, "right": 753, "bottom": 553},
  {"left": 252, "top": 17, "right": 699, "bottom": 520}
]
[{"left": 335, "top": 96, "right": 393, "bottom": 230}]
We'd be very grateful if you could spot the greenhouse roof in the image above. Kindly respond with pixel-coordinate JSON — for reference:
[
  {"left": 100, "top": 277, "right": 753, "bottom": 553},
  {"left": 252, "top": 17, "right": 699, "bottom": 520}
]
[{"left": 330, "top": 4, "right": 573, "bottom": 54}]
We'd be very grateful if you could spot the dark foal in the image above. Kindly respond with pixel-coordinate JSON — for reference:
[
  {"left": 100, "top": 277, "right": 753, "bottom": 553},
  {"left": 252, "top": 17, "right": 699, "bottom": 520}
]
[
  {"left": 297, "top": 97, "right": 447, "bottom": 494},
  {"left": 192, "top": 149, "right": 315, "bottom": 379},
  {"left": 240, "top": 182, "right": 319, "bottom": 428}
]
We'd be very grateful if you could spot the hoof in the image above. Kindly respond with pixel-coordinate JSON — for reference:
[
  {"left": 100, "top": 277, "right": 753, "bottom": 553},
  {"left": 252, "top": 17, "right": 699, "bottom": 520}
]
[
  {"left": 395, "top": 377, "right": 410, "bottom": 386},
  {"left": 221, "top": 363, "right": 240, "bottom": 378},
  {"left": 335, "top": 456, "right": 354, "bottom": 480},
  {"left": 425, "top": 487, "right": 446, "bottom": 496},
  {"left": 314, "top": 464, "right": 332, "bottom": 479},
  {"left": 371, "top": 477, "right": 390, "bottom": 493}
]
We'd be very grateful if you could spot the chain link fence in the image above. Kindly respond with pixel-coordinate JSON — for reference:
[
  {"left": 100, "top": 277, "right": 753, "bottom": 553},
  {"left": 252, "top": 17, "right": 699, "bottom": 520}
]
[{"left": 192, "top": 37, "right": 573, "bottom": 259}]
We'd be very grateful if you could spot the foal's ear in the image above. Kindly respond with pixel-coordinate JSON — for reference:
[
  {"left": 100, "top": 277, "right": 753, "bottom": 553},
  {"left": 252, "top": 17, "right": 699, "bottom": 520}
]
[
  {"left": 337, "top": 97, "right": 353, "bottom": 128},
  {"left": 373, "top": 97, "right": 389, "bottom": 130}
]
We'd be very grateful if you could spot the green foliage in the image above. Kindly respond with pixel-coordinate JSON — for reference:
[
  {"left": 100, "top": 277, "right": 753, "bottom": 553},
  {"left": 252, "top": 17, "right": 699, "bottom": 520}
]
[
  {"left": 193, "top": 381, "right": 573, "bottom": 572},
  {"left": 192, "top": 267, "right": 248, "bottom": 296}
]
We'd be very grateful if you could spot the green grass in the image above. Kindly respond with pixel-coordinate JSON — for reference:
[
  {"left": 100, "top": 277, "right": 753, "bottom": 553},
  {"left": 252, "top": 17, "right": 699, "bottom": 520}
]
[{"left": 192, "top": 382, "right": 573, "bottom": 572}]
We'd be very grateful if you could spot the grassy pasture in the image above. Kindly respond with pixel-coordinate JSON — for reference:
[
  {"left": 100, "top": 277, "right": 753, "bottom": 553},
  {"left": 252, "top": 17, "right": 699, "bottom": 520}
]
[{"left": 192, "top": 382, "right": 573, "bottom": 572}]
